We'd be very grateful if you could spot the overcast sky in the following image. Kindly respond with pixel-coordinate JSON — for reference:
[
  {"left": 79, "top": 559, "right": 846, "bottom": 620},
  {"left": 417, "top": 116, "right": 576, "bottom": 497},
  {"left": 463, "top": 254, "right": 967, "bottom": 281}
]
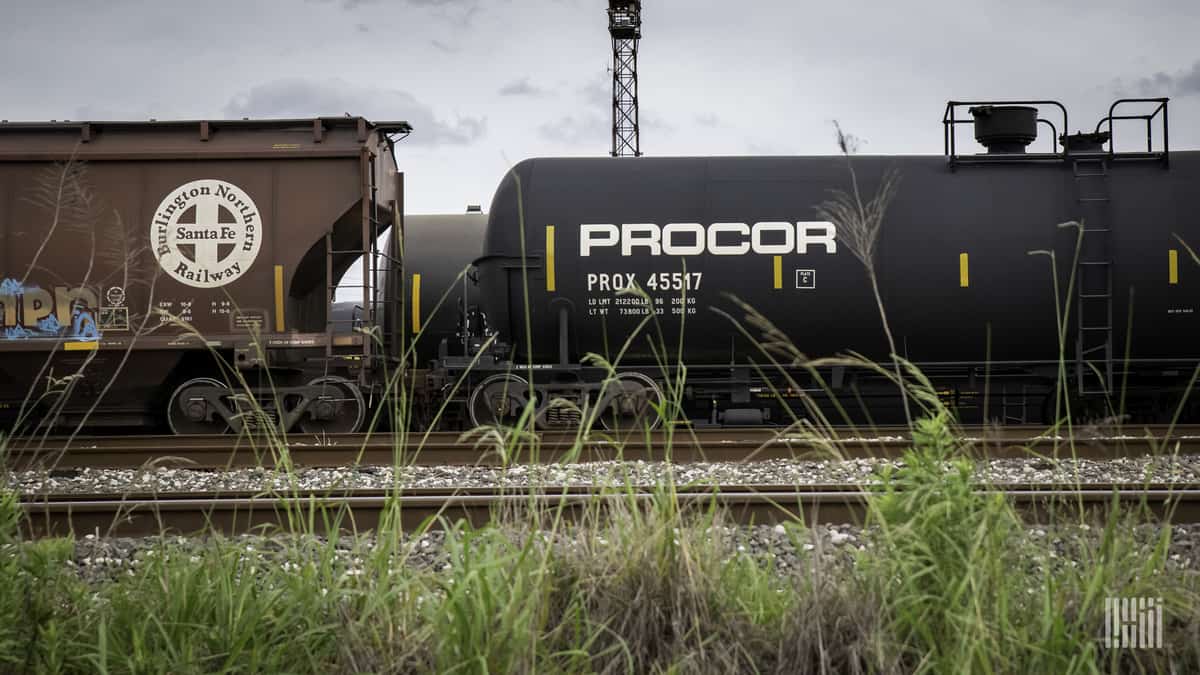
[{"left": 2, "top": 0, "right": 1198, "bottom": 213}]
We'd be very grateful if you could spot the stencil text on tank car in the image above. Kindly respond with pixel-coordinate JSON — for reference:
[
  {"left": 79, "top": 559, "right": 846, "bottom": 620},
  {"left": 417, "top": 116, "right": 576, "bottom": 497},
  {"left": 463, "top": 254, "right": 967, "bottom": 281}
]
[{"left": 151, "top": 180, "right": 262, "bottom": 288}]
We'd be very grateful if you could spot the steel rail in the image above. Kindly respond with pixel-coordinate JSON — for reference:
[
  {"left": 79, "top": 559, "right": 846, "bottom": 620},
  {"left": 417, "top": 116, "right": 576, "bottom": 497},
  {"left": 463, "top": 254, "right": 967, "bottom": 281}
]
[
  {"left": 7, "top": 425, "right": 1200, "bottom": 470},
  {"left": 20, "top": 484, "right": 1200, "bottom": 538}
]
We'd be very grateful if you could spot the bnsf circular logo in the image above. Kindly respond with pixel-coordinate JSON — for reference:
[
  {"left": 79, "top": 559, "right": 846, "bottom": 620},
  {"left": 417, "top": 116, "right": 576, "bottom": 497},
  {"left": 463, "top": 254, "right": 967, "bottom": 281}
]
[{"left": 150, "top": 179, "right": 262, "bottom": 288}]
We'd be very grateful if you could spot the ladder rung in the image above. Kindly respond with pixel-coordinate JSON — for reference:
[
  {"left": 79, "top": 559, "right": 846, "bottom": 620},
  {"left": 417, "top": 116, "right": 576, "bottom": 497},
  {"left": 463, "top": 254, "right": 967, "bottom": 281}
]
[
  {"left": 1078, "top": 197, "right": 1111, "bottom": 202},
  {"left": 1081, "top": 326, "right": 1112, "bottom": 331},
  {"left": 1079, "top": 261, "right": 1112, "bottom": 266},
  {"left": 1079, "top": 293, "right": 1112, "bottom": 299},
  {"left": 1081, "top": 228, "right": 1111, "bottom": 233}
]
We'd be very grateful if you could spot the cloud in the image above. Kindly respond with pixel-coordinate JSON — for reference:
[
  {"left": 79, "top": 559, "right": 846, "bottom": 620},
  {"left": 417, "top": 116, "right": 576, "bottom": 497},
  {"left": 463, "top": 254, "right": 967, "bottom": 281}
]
[
  {"left": 72, "top": 103, "right": 159, "bottom": 121},
  {"left": 640, "top": 111, "right": 673, "bottom": 134},
  {"left": 744, "top": 140, "right": 778, "bottom": 155},
  {"left": 539, "top": 72, "right": 672, "bottom": 146},
  {"left": 430, "top": 39, "right": 460, "bottom": 53},
  {"left": 317, "top": 0, "right": 474, "bottom": 9},
  {"left": 538, "top": 114, "right": 608, "bottom": 146},
  {"left": 694, "top": 113, "right": 722, "bottom": 127},
  {"left": 316, "top": 0, "right": 481, "bottom": 25},
  {"left": 498, "top": 78, "right": 553, "bottom": 98},
  {"left": 536, "top": 75, "right": 610, "bottom": 145},
  {"left": 1122, "top": 60, "right": 1200, "bottom": 97},
  {"left": 574, "top": 73, "right": 672, "bottom": 131},
  {"left": 580, "top": 76, "right": 610, "bottom": 110},
  {"left": 223, "top": 78, "right": 486, "bottom": 146}
]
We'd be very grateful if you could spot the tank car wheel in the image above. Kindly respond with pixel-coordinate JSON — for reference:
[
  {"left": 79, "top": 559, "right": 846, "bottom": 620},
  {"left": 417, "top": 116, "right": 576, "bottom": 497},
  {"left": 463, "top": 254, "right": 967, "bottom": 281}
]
[
  {"left": 599, "top": 372, "right": 663, "bottom": 432},
  {"left": 296, "top": 376, "right": 366, "bottom": 435},
  {"left": 167, "top": 377, "right": 231, "bottom": 435},
  {"left": 468, "top": 374, "right": 533, "bottom": 428}
]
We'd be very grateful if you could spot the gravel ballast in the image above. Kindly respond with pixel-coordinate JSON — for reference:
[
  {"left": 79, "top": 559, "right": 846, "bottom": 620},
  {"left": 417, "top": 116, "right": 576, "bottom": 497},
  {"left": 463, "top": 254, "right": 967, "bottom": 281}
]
[
  {"left": 53, "top": 521, "right": 1200, "bottom": 586},
  {"left": 9, "top": 455, "right": 1200, "bottom": 494}
]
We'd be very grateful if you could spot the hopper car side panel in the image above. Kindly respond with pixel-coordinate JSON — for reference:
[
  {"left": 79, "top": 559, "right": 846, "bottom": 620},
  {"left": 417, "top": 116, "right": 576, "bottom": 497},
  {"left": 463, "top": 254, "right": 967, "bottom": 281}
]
[
  {"left": 0, "top": 118, "right": 405, "bottom": 430},
  {"left": 0, "top": 158, "right": 373, "bottom": 350}
]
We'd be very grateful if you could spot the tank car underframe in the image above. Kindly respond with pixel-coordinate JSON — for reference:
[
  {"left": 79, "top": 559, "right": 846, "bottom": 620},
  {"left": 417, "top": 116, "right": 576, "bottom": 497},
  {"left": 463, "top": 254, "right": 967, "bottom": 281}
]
[
  {"left": 432, "top": 357, "right": 1200, "bottom": 429},
  {"left": 419, "top": 356, "right": 650, "bottom": 430}
]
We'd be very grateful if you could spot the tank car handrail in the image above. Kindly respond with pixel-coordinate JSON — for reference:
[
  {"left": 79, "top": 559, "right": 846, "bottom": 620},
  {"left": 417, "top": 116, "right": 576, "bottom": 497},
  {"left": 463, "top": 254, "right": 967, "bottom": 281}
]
[
  {"left": 1093, "top": 98, "right": 1168, "bottom": 162},
  {"left": 1036, "top": 118, "right": 1058, "bottom": 153},
  {"left": 943, "top": 100, "right": 1069, "bottom": 166}
]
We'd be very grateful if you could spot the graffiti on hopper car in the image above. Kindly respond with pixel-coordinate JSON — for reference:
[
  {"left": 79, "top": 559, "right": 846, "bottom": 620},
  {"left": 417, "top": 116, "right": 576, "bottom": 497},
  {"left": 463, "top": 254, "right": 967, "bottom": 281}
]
[{"left": 0, "top": 278, "right": 109, "bottom": 339}]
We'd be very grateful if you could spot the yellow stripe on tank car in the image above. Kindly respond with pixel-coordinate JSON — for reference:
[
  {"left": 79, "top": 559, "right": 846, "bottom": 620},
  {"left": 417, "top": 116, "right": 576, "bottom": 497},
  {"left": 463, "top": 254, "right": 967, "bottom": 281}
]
[
  {"left": 772, "top": 255, "right": 782, "bottom": 289},
  {"left": 64, "top": 341, "right": 98, "bottom": 351},
  {"left": 959, "top": 253, "right": 970, "bottom": 288},
  {"left": 412, "top": 273, "right": 422, "bottom": 333},
  {"left": 274, "top": 265, "right": 285, "bottom": 332},
  {"left": 545, "top": 225, "right": 556, "bottom": 292},
  {"left": 1169, "top": 249, "right": 1179, "bottom": 285}
]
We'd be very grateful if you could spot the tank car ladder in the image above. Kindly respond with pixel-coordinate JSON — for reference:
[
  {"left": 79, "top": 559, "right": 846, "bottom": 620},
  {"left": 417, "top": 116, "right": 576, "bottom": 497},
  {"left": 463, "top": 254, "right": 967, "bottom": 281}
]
[{"left": 1073, "top": 157, "right": 1114, "bottom": 397}]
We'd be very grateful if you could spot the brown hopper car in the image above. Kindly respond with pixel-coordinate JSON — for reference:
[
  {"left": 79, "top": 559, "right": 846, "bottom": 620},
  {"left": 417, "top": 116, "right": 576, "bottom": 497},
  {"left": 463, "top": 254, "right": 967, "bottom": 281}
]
[{"left": 0, "top": 117, "right": 410, "bottom": 433}]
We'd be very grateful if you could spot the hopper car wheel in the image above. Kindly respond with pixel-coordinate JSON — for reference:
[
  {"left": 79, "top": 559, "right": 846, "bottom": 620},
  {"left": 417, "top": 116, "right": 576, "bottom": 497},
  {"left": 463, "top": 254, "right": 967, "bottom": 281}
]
[
  {"left": 167, "top": 377, "right": 231, "bottom": 435},
  {"left": 599, "top": 372, "right": 663, "bottom": 432},
  {"left": 297, "top": 376, "right": 366, "bottom": 435},
  {"left": 468, "top": 374, "right": 532, "bottom": 428}
]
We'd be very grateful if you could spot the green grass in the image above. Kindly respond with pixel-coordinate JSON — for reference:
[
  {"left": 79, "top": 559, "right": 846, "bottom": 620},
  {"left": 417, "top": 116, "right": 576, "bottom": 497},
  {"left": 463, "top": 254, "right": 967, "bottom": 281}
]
[{"left": 2, "top": 418, "right": 1200, "bottom": 673}]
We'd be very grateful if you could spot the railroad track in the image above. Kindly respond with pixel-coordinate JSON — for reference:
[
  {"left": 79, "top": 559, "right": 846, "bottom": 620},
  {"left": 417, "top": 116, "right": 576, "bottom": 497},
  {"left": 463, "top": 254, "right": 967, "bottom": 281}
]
[
  {"left": 19, "top": 483, "right": 1200, "bottom": 538},
  {"left": 5, "top": 424, "right": 1200, "bottom": 470}
]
